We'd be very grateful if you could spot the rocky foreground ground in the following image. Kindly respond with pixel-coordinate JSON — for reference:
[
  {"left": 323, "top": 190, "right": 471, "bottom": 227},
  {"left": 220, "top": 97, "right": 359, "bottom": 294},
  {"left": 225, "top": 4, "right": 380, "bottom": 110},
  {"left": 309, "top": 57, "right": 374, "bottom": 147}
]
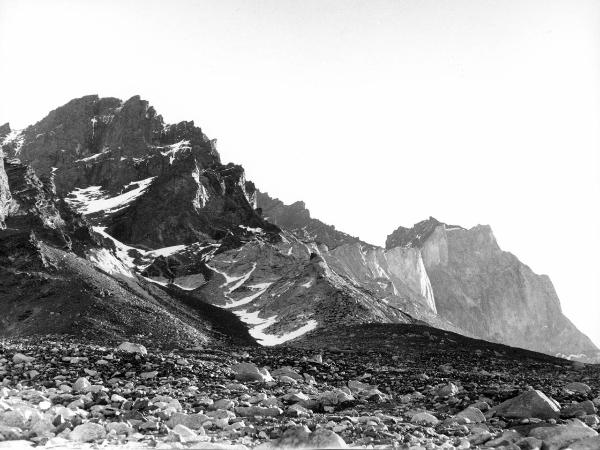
[{"left": 0, "top": 325, "right": 599, "bottom": 449}]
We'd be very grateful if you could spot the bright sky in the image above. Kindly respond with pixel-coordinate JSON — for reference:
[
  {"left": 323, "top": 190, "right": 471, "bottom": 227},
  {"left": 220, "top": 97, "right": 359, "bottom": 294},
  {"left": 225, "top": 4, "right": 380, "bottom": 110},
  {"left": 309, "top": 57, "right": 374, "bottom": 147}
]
[{"left": 1, "top": 0, "right": 599, "bottom": 348}]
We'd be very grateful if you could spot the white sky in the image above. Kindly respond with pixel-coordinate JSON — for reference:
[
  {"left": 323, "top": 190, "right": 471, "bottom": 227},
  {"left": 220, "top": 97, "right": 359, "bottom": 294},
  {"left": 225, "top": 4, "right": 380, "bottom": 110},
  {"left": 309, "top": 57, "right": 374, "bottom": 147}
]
[{"left": 1, "top": 0, "right": 599, "bottom": 348}]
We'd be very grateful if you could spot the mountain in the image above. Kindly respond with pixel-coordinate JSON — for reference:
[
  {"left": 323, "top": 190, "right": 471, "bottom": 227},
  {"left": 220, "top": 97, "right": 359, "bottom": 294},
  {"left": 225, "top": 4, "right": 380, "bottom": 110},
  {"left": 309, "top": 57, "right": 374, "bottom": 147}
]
[
  {"left": 386, "top": 217, "right": 599, "bottom": 360},
  {"left": 0, "top": 129, "right": 255, "bottom": 348},
  {"left": 1, "top": 95, "right": 597, "bottom": 360}
]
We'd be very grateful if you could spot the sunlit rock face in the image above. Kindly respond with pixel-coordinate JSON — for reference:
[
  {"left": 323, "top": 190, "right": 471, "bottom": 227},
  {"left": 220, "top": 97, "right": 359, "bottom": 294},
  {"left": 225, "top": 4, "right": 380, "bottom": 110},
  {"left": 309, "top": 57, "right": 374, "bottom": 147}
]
[
  {"left": 324, "top": 244, "right": 437, "bottom": 314},
  {"left": 387, "top": 218, "right": 598, "bottom": 357}
]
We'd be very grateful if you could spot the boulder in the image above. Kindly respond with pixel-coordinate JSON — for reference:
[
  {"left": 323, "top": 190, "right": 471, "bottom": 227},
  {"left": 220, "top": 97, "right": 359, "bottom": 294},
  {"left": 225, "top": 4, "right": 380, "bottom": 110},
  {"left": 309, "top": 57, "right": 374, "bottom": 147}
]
[
  {"left": 167, "top": 412, "right": 209, "bottom": 430},
  {"left": 529, "top": 419, "right": 598, "bottom": 450},
  {"left": 232, "top": 363, "right": 273, "bottom": 382},
  {"left": 69, "top": 422, "right": 106, "bottom": 442},
  {"left": 565, "top": 382, "right": 592, "bottom": 394},
  {"left": 72, "top": 377, "right": 91, "bottom": 393},
  {"left": 435, "top": 382, "right": 459, "bottom": 397},
  {"left": 172, "top": 424, "right": 204, "bottom": 443},
  {"left": 493, "top": 390, "right": 560, "bottom": 419},
  {"left": 12, "top": 353, "right": 34, "bottom": 364},
  {"left": 116, "top": 342, "right": 147, "bottom": 355},
  {"left": 454, "top": 406, "right": 485, "bottom": 423},
  {"left": 257, "top": 425, "right": 346, "bottom": 449},
  {"left": 411, "top": 412, "right": 439, "bottom": 426}
]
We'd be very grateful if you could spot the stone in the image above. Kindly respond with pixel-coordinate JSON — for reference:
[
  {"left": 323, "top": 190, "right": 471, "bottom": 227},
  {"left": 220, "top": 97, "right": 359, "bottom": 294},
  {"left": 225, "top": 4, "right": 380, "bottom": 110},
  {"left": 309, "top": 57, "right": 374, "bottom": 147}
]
[
  {"left": 493, "top": 390, "right": 560, "bottom": 419},
  {"left": 514, "top": 436, "right": 543, "bottom": 450},
  {"left": 73, "top": 377, "right": 91, "bottom": 393},
  {"left": 347, "top": 380, "right": 372, "bottom": 393},
  {"left": 140, "top": 371, "right": 158, "bottom": 379},
  {"left": 565, "top": 382, "right": 592, "bottom": 394},
  {"left": 435, "top": 382, "right": 459, "bottom": 397},
  {"left": 272, "top": 367, "right": 303, "bottom": 381},
  {"left": 106, "top": 422, "right": 133, "bottom": 435},
  {"left": 411, "top": 412, "right": 439, "bottom": 426},
  {"left": 529, "top": 419, "right": 598, "bottom": 450},
  {"left": 12, "top": 353, "right": 34, "bottom": 364},
  {"left": 172, "top": 424, "right": 204, "bottom": 443},
  {"left": 117, "top": 342, "right": 148, "bottom": 355},
  {"left": 454, "top": 406, "right": 485, "bottom": 423},
  {"left": 212, "top": 399, "right": 235, "bottom": 410},
  {"left": 562, "top": 400, "right": 597, "bottom": 418},
  {"left": 567, "top": 436, "right": 600, "bottom": 450},
  {"left": 235, "top": 406, "right": 283, "bottom": 417},
  {"left": 232, "top": 363, "right": 273, "bottom": 382},
  {"left": 69, "top": 422, "right": 107, "bottom": 442},
  {"left": 259, "top": 425, "right": 347, "bottom": 449}
]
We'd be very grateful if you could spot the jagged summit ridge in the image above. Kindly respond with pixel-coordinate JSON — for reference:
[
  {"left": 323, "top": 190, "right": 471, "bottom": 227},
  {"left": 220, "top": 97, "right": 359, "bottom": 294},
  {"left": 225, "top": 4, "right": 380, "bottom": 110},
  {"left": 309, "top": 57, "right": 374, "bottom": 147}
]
[{"left": 1, "top": 95, "right": 278, "bottom": 248}]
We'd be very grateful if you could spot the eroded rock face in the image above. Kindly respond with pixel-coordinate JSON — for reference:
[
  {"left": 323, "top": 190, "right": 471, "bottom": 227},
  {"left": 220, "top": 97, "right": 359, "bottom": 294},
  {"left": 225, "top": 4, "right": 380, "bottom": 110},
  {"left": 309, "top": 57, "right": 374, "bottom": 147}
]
[
  {"left": 2, "top": 95, "right": 277, "bottom": 248},
  {"left": 256, "top": 191, "right": 364, "bottom": 249},
  {"left": 386, "top": 218, "right": 598, "bottom": 357}
]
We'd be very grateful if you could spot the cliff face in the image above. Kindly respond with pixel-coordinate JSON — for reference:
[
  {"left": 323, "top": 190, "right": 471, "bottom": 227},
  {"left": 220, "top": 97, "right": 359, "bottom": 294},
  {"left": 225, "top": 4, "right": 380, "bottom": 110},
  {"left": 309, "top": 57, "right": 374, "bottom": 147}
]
[
  {"left": 2, "top": 95, "right": 278, "bottom": 247},
  {"left": 0, "top": 146, "right": 254, "bottom": 347},
  {"left": 387, "top": 218, "right": 598, "bottom": 357}
]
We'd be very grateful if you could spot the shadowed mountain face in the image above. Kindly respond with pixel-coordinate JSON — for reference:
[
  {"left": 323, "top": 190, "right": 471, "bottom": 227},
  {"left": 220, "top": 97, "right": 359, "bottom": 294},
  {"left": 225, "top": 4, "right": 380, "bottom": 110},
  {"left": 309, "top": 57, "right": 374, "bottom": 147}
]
[
  {"left": 1, "top": 95, "right": 596, "bottom": 360},
  {"left": 1, "top": 95, "right": 278, "bottom": 248},
  {"left": 386, "top": 218, "right": 598, "bottom": 359},
  {"left": 0, "top": 138, "right": 255, "bottom": 348}
]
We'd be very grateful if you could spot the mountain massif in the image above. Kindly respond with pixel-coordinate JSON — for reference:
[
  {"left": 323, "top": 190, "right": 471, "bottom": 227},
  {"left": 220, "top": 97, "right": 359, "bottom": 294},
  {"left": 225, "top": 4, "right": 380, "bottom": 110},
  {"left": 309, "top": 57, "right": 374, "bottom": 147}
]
[{"left": 0, "top": 95, "right": 597, "bottom": 362}]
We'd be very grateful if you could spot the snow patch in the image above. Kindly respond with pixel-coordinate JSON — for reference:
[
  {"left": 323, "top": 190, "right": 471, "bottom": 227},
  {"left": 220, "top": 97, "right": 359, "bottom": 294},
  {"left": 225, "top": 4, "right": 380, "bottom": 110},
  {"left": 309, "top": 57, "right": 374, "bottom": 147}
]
[
  {"left": 66, "top": 177, "right": 155, "bottom": 215},
  {"left": 88, "top": 248, "right": 134, "bottom": 278},
  {"left": 75, "top": 147, "right": 109, "bottom": 163},
  {"left": 239, "top": 225, "right": 263, "bottom": 233},
  {"left": 147, "top": 244, "right": 187, "bottom": 258},
  {"left": 300, "top": 280, "right": 313, "bottom": 288},
  {"left": 161, "top": 140, "right": 191, "bottom": 164},
  {"left": 192, "top": 165, "right": 210, "bottom": 208},
  {"left": 1, "top": 129, "right": 24, "bottom": 154},
  {"left": 234, "top": 310, "right": 318, "bottom": 346},
  {"left": 223, "top": 282, "right": 272, "bottom": 309}
]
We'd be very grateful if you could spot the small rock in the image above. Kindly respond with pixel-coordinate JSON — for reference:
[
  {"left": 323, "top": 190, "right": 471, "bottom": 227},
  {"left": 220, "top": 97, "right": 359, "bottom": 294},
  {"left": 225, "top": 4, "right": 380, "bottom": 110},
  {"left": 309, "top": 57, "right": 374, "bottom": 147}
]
[
  {"left": 435, "top": 382, "right": 459, "bottom": 397},
  {"left": 117, "top": 342, "right": 148, "bottom": 356},
  {"left": 235, "top": 406, "right": 283, "bottom": 417},
  {"left": 172, "top": 424, "right": 204, "bottom": 443},
  {"left": 140, "top": 371, "right": 158, "bottom": 379},
  {"left": 565, "top": 382, "right": 592, "bottom": 394},
  {"left": 232, "top": 363, "right": 273, "bottom": 382},
  {"left": 411, "top": 412, "right": 439, "bottom": 426},
  {"left": 455, "top": 406, "right": 486, "bottom": 423},
  {"left": 69, "top": 422, "right": 107, "bottom": 442},
  {"left": 73, "top": 377, "right": 91, "bottom": 393},
  {"left": 12, "top": 353, "right": 34, "bottom": 364}
]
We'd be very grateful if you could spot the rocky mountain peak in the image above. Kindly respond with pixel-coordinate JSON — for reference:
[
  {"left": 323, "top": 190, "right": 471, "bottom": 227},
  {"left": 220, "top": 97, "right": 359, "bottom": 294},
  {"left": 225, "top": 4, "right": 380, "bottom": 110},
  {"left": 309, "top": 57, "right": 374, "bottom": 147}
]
[{"left": 256, "top": 191, "right": 366, "bottom": 249}]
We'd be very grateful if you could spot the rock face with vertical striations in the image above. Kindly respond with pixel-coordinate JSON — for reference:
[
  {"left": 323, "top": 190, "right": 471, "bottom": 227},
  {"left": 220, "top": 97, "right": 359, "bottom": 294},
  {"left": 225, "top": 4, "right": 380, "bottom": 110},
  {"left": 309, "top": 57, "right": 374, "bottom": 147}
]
[{"left": 386, "top": 217, "right": 598, "bottom": 358}]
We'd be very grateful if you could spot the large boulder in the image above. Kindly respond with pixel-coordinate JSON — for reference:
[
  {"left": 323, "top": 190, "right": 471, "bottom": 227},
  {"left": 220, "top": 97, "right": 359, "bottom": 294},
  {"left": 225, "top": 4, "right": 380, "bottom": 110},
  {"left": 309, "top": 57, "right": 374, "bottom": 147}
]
[
  {"left": 493, "top": 390, "right": 561, "bottom": 419},
  {"left": 529, "top": 419, "right": 598, "bottom": 450}
]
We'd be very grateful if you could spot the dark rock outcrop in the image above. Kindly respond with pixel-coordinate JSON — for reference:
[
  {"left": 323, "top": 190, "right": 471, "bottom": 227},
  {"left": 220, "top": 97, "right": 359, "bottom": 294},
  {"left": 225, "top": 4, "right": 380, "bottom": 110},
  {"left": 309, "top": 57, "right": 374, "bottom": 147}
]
[
  {"left": 0, "top": 155, "right": 255, "bottom": 347},
  {"left": 2, "top": 95, "right": 278, "bottom": 248}
]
